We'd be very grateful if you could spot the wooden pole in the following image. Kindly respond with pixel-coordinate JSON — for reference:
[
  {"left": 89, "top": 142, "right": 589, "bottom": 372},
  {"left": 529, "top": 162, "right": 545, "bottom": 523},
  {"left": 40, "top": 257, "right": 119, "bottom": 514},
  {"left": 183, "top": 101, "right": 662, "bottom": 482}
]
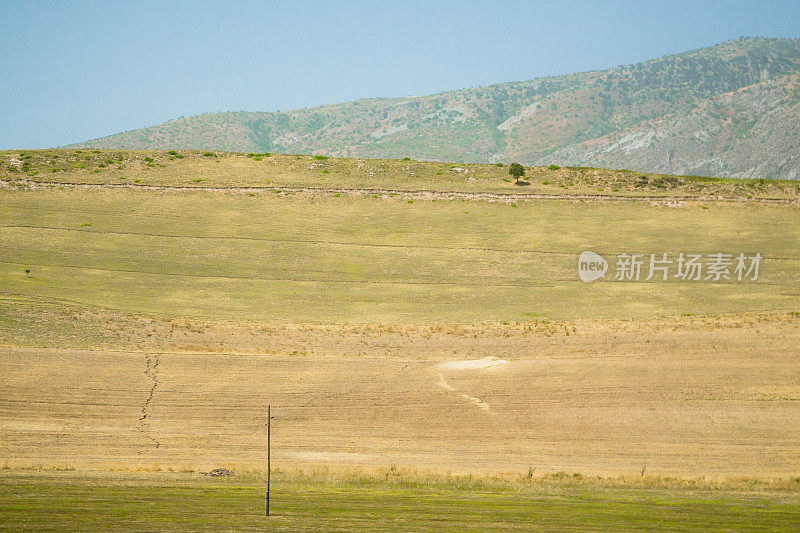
[{"left": 266, "top": 405, "right": 271, "bottom": 516}]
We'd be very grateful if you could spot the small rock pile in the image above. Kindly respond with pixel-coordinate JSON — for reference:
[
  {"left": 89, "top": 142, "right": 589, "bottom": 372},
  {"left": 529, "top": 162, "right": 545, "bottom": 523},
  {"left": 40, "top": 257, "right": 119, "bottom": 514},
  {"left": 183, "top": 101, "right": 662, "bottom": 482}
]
[{"left": 203, "top": 468, "right": 234, "bottom": 477}]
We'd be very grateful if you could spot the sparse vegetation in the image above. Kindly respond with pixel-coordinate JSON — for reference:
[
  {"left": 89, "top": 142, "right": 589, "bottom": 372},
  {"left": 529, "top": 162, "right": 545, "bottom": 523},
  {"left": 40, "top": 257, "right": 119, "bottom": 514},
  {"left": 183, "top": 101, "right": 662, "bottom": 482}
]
[{"left": 3, "top": 149, "right": 796, "bottom": 201}]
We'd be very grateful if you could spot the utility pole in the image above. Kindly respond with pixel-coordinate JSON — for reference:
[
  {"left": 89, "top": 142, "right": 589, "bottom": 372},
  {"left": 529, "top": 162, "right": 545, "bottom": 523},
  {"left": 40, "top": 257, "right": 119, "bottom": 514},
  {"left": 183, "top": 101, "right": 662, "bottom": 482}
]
[{"left": 265, "top": 405, "right": 272, "bottom": 516}]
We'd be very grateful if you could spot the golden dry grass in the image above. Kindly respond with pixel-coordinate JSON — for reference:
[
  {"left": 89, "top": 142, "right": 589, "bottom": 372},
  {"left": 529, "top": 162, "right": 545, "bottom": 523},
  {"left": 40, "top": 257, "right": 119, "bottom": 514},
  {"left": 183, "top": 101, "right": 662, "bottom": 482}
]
[{"left": 2, "top": 311, "right": 798, "bottom": 479}]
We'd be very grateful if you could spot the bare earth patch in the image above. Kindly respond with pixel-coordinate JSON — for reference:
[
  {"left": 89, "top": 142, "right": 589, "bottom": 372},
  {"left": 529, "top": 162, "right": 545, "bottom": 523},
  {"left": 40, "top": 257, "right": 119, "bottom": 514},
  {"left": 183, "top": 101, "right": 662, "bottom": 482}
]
[{"left": 439, "top": 356, "right": 509, "bottom": 370}]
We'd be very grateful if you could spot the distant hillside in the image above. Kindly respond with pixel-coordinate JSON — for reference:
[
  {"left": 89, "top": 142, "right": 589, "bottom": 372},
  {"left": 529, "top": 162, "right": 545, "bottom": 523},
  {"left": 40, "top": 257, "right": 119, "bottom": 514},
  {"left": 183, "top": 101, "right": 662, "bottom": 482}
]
[{"left": 67, "top": 37, "right": 800, "bottom": 180}]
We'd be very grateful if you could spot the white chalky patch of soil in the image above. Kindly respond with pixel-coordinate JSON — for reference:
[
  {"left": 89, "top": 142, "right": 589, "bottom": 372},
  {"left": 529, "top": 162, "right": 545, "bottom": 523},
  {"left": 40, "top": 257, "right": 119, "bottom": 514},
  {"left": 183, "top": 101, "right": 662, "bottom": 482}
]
[{"left": 439, "top": 356, "right": 508, "bottom": 370}]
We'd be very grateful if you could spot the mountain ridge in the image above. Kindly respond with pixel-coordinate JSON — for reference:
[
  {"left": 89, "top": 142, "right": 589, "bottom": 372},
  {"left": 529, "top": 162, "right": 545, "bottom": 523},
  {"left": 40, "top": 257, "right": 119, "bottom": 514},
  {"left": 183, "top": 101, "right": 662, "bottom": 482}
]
[{"left": 67, "top": 37, "right": 800, "bottom": 180}]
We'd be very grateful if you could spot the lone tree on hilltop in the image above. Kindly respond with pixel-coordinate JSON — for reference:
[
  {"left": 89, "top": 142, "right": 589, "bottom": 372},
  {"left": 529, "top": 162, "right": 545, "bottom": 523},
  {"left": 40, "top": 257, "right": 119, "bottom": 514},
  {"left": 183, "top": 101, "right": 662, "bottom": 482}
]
[{"left": 508, "top": 162, "right": 525, "bottom": 184}]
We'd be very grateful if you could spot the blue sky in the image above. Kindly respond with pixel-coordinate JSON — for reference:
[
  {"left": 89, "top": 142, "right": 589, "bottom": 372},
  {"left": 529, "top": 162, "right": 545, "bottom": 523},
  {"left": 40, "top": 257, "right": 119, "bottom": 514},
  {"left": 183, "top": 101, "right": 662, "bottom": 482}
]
[{"left": 1, "top": 0, "right": 799, "bottom": 148}]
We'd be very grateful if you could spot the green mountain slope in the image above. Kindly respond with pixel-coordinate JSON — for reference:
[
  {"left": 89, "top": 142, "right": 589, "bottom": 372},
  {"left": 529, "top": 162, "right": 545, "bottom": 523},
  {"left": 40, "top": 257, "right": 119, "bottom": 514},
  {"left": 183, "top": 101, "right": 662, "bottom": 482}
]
[{"left": 67, "top": 37, "right": 800, "bottom": 180}]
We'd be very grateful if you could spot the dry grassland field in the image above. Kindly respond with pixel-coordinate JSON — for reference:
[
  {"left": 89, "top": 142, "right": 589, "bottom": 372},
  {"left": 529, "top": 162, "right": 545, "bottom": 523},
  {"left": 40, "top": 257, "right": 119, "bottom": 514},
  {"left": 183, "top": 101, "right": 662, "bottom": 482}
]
[{"left": 1, "top": 150, "right": 800, "bottom": 529}]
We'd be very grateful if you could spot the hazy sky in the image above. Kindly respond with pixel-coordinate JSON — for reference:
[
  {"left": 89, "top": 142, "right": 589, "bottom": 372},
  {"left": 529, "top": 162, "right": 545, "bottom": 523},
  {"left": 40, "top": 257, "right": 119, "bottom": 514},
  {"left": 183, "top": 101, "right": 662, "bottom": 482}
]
[{"left": 2, "top": 0, "right": 799, "bottom": 148}]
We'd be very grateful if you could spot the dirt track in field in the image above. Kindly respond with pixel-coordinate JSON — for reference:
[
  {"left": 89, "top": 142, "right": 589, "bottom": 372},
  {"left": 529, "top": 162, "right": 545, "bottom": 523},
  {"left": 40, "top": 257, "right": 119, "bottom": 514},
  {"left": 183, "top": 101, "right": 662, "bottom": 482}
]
[{"left": 6, "top": 179, "right": 799, "bottom": 204}]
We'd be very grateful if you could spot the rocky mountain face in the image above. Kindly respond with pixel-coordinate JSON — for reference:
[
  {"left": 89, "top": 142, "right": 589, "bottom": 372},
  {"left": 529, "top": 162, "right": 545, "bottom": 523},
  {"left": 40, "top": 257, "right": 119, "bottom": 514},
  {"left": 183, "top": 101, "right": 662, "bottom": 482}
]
[{"left": 68, "top": 37, "right": 800, "bottom": 180}]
